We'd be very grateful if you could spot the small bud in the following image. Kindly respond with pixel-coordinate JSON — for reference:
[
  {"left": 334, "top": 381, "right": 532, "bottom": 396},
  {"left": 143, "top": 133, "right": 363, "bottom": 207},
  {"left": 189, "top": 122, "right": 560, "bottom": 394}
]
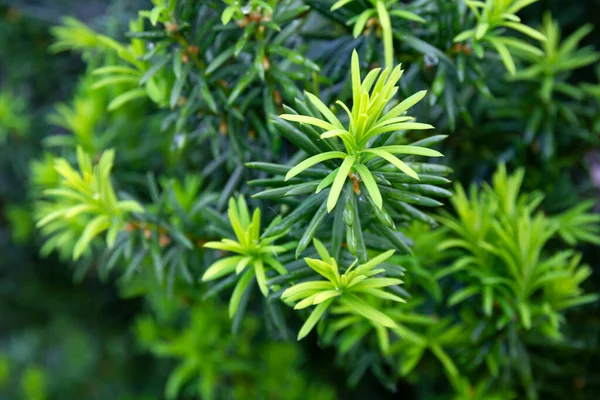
[
  {"left": 273, "top": 90, "right": 282, "bottom": 105},
  {"left": 219, "top": 118, "right": 228, "bottom": 135},
  {"left": 165, "top": 22, "right": 178, "bottom": 33},
  {"left": 187, "top": 45, "right": 199, "bottom": 55},
  {"left": 250, "top": 11, "right": 262, "bottom": 23},
  {"left": 159, "top": 233, "right": 171, "bottom": 247},
  {"left": 262, "top": 56, "right": 270, "bottom": 71},
  {"left": 143, "top": 228, "right": 152, "bottom": 239},
  {"left": 181, "top": 51, "right": 189, "bottom": 63},
  {"left": 352, "top": 176, "right": 361, "bottom": 195}
]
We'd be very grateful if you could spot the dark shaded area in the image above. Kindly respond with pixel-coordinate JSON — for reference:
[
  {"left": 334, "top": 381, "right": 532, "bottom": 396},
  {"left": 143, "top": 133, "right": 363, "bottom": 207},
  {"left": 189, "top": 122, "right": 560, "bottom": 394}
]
[{"left": 0, "top": 3, "right": 164, "bottom": 398}]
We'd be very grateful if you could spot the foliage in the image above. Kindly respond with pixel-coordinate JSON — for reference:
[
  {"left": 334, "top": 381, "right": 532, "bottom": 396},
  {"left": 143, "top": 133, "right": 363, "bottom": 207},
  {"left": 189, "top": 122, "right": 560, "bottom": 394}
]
[
  {"left": 282, "top": 240, "right": 404, "bottom": 340},
  {"left": 435, "top": 164, "right": 599, "bottom": 397},
  {"left": 135, "top": 300, "right": 336, "bottom": 400},
  {"left": 36, "top": 147, "right": 144, "bottom": 260},
  {"left": 454, "top": 0, "right": 547, "bottom": 75},
  {"left": 331, "top": 0, "right": 424, "bottom": 69},
  {"left": 250, "top": 51, "right": 450, "bottom": 262},
  {"left": 1, "top": 0, "right": 599, "bottom": 399},
  {"left": 52, "top": 16, "right": 172, "bottom": 110},
  {"left": 502, "top": 13, "right": 600, "bottom": 157},
  {"left": 279, "top": 50, "right": 443, "bottom": 213},
  {"left": 202, "top": 196, "right": 293, "bottom": 316},
  {"left": 512, "top": 13, "right": 599, "bottom": 103}
]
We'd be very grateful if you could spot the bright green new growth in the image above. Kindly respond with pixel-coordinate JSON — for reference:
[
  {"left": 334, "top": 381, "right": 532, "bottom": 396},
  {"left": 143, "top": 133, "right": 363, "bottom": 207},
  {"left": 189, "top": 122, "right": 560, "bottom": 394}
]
[
  {"left": 50, "top": 17, "right": 122, "bottom": 53},
  {"left": 280, "top": 50, "right": 442, "bottom": 212},
  {"left": 36, "top": 147, "right": 144, "bottom": 260},
  {"left": 454, "top": 0, "right": 547, "bottom": 75},
  {"left": 437, "top": 164, "right": 599, "bottom": 336},
  {"left": 331, "top": 0, "right": 424, "bottom": 69},
  {"left": 282, "top": 239, "right": 404, "bottom": 340},
  {"left": 51, "top": 16, "right": 170, "bottom": 110},
  {"left": 202, "top": 196, "right": 291, "bottom": 317}
]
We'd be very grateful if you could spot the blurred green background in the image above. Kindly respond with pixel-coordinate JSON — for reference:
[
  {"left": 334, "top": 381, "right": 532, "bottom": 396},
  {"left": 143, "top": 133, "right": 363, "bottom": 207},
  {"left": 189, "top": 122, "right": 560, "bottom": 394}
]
[{"left": 0, "top": 3, "right": 162, "bottom": 398}]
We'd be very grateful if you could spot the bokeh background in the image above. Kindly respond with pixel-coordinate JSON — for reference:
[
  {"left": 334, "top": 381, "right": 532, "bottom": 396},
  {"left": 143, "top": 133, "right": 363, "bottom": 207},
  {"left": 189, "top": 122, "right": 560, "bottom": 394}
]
[
  {"left": 1, "top": 0, "right": 599, "bottom": 399},
  {"left": 0, "top": 4, "right": 161, "bottom": 398}
]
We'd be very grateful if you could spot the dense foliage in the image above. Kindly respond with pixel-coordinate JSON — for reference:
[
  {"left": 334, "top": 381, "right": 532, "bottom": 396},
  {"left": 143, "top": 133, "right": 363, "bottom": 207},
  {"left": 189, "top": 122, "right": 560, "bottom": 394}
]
[{"left": 1, "top": 0, "right": 599, "bottom": 399}]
